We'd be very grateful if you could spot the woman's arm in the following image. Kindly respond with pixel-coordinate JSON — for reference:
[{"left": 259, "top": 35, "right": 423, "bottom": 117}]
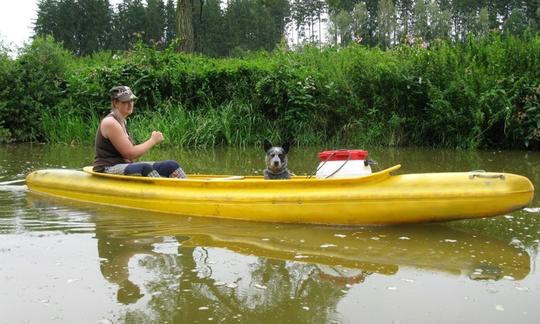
[{"left": 101, "top": 117, "right": 164, "bottom": 161}]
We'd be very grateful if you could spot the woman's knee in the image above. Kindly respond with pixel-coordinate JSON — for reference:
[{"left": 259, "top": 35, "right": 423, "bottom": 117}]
[
  {"left": 153, "top": 160, "right": 180, "bottom": 177},
  {"left": 124, "top": 163, "right": 154, "bottom": 176}
]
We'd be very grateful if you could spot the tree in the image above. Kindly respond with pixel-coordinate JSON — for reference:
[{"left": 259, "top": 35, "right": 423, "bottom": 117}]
[
  {"left": 264, "top": 0, "right": 291, "bottom": 47},
  {"left": 221, "top": 0, "right": 289, "bottom": 54},
  {"left": 396, "top": 0, "right": 415, "bottom": 40},
  {"left": 77, "top": 0, "right": 112, "bottom": 55},
  {"left": 164, "top": 0, "right": 177, "bottom": 45},
  {"left": 325, "top": 0, "right": 356, "bottom": 12},
  {"left": 110, "top": 0, "right": 147, "bottom": 50},
  {"left": 504, "top": 7, "right": 529, "bottom": 35},
  {"left": 290, "top": 0, "right": 326, "bottom": 44},
  {"left": 430, "top": 4, "right": 451, "bottom": 41},
  {"left": 176, "top": 0, "right": 194, "bottom": 52},
  {"left": 351, "top": 2, "right": 370, "bottom": 43},
  {"left": 478, "top": 6, "right": 490, "bottom": 38},
  {"left": 328, "top": 9, "right": 352, "bottom": 46},
  {"left": 413, "top": 0, "right": 429, "bottom": 42},
  {"left": 127, "top": 0, "right": 147, "bottom": 43},
  {"left": 34, "top": 0, "right": 112, "bottom": 55},
  {"left": 145, "top": 0, "right": 166, "bottom": 46},
  {"left": 34, "top": 0, "right": 60, "bottom": 41},
  {"left": 110, "top": 1, "right": 128, "bottom": 50},
  {"left": 377, "top": 0, "right": 396, "bottom": 49},
  {"left": 193, "top": 0, "right": 224, "bottom": 56}
]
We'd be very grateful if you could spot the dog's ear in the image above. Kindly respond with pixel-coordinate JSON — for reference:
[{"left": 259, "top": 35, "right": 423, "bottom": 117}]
[
  {"left": 263, "top": 139, "right": 273, "bottom": 152},
  {"left": 282, "top": 142, "right": 290, "bottom": 154}
]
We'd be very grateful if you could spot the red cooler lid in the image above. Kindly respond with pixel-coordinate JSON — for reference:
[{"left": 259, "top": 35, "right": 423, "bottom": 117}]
[{"left": 318, "top": 149, "right": 368, "bottom": 161}]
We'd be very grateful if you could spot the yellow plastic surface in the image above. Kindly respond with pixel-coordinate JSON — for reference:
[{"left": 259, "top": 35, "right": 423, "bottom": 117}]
[{"left": 25, "top": 165, "right": 534, "bottom": 225}]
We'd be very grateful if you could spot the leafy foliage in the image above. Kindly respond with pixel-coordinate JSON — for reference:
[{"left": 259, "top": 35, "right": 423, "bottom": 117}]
[
  {"left": 0, "top": 35, "right": 538, "bottom": 149},
  {"left": 0, "top": 37, "right": 71, "bottom": 141}
]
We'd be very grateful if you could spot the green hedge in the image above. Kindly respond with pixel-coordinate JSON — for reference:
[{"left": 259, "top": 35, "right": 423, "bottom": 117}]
[{"left": 0, "top": 35, "right": 538, "bottom": 149}]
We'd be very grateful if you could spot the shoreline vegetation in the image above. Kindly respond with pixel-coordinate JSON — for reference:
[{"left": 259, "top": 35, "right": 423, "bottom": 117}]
[{"left": 0, "top": 35, "right": 539, "bottom": 149}]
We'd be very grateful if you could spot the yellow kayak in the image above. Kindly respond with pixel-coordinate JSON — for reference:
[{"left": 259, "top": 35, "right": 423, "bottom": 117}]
[{"left": 25, "top": 165, "right": 534, "bottom": 225}]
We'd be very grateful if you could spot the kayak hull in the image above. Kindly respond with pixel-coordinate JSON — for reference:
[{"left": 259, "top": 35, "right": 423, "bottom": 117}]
[{"left": 25, "top": 165, "right": 534, "bottom": 225}]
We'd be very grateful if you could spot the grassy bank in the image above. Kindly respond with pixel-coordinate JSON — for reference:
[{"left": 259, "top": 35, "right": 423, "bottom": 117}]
[{"left": 1, "top": 35, "right": 539, "bottom": 149}]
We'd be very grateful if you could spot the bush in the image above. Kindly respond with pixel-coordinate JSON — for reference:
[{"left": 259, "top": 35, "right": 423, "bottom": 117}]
[
  {"left": 0, "top": 37, "right": 72, "bottom": 141},
  {"left": 0, "top": 34, "right": 538, "bottom": 149}
]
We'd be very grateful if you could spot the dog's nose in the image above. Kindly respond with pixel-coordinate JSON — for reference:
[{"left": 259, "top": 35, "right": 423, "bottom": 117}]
[{"left": 273, "top": 161, "right": 280, "bottom": 166}]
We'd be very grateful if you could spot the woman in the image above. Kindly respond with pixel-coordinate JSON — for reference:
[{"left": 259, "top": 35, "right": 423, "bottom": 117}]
[{"left": 93, "top": 85, "right": 186, "bottom": 178}]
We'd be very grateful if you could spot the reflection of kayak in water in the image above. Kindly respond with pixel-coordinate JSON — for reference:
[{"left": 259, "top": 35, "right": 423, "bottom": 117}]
[
  {"left": 178, "top": 220, "right": 530, "bottom": 281},
  {"left": 25, "top": 165, "right": 534, "bottom": 225},
  {"left": 27, "top": 194, "right": 531, "bottom": 281}
]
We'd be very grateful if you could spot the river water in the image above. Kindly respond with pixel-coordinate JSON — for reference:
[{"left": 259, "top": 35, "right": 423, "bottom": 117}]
[{"left": 0, "top": 144, "right": 539, "bottom": 323}]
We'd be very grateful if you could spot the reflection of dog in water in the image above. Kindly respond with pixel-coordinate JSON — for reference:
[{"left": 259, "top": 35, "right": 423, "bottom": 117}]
[
  {"left": 316, "top": 265, "right": 369, "bottom": 286},
  {"left": 116, "top": 279, "right": 144, "bottom": 304},
  {"left": 263, "top": 140, "right": 292, "bottom": 179}
]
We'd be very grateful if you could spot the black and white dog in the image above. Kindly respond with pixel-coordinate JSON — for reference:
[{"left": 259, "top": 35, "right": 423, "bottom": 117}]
[{"left": 263, "top": 140, "right": 292, "bottom": 179}]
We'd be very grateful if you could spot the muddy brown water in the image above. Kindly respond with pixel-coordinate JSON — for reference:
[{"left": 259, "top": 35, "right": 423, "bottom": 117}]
[{"left": 1, "top": 144, "right": 539, "bottom": 323}]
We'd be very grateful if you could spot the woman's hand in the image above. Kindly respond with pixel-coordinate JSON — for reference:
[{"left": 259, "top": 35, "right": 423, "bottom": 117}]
[{"left": 150, "top": 131, "right": 164, "bottom": 144}]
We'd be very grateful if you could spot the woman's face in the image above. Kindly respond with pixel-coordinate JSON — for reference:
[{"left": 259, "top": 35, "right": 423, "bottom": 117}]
[{"left": 114, "top": 99, "right": 134, "bottom": 117}]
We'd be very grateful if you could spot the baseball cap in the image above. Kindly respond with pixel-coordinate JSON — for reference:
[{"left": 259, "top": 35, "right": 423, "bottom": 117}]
[{"left": 110, "top": 86, "right": 137, "bottom": 102}]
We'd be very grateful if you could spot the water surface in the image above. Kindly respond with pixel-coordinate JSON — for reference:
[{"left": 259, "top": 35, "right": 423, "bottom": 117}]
[{"left": 1, "top": 144, "right": 539, "bottom": 323}]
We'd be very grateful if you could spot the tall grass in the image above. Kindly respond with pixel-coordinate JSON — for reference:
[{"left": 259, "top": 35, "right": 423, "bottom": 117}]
[
  {"left": 42, "top": 100, "right": 290, "bottom": 148},
  {"left": 129, "top": 101, "right": 269, "bottom": 147},
  {"left": 42, "top": 111, "right": 101, "bottom": 145}
]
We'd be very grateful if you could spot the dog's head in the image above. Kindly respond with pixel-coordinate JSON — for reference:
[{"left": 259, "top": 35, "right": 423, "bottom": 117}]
[{"left": 263, "top": 140, "right": 290, "bottom": 173}]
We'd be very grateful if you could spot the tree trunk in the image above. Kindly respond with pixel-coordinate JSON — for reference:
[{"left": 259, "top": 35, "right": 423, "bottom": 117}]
[
  {"left": 176, "top": 0, "right": 194, "bottom": 52},
  {"left": 318, "top": 12, "right": 321, "bottom": 48}
]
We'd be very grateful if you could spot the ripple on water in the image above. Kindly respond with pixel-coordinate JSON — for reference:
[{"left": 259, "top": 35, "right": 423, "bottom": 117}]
[{"left": 0, "top": 194, "right": 96, "bottom": 235}]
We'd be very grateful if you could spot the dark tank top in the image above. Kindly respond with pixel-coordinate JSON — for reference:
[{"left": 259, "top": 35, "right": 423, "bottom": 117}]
[{"left": 93, "top": 112, "right": 134, "bottom": 172}]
